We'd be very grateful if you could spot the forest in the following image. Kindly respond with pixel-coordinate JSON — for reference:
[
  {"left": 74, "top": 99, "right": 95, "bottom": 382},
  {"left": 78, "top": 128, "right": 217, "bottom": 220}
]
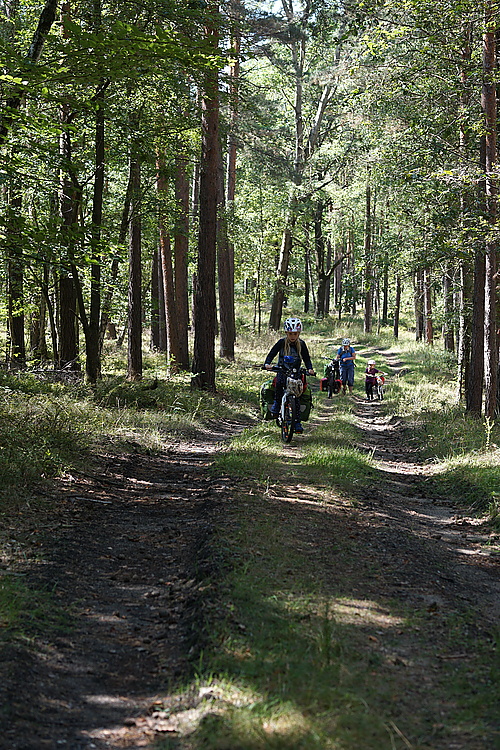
[
  {"left": 1, "top": 2, "right": 500, "bottom": 749},
  {"left": 0, "top": 0, "right": 498, "bottom": 414}
]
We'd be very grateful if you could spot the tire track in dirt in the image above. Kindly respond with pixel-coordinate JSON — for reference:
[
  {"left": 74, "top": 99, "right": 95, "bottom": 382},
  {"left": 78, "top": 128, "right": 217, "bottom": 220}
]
[
  {"left": 351, "top": 395, "right": 500, "bottom": 626},
  {"left": 0, "top": 420, "right": 247, "bottom": 750}
]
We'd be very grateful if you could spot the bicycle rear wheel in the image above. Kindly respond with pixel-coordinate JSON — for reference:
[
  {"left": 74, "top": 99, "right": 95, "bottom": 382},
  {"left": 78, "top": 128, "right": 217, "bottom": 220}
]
[
  {"left": 327, "top": 374, "right": 335, "bottom": 398},
  {"left": 280, "top": 395, "right": 296, "bottom": 443}
]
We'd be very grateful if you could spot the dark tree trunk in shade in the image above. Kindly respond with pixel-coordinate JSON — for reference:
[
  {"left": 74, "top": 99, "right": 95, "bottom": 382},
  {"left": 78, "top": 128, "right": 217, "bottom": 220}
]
[
  {"left": 467, "top": 250, "right": 486, "bottom": 415},
  {"left": 127, "top": 149, "right": 142, "bottom": 381},
  {"left": 482, "top": 2, "right": 498, "bottom": 417},
  {"left": 174, "top": 152, "right": 190, "bottom": 369},
  {"left": 192, "top": 4, "right": 219, "bottom": 391},
  {"left": 85, "top": 77, "right": 106, "bottom": 383},
  {"left": 7, "top": 190, "right": 25, "bottom": 366},
  {"left": 151, "top": 248, "right": 160, "bottom": 350}
]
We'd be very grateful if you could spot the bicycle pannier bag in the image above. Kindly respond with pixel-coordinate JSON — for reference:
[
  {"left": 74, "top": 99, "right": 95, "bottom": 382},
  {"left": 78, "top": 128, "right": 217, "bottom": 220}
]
[
  {"left": 260, "top": 378, "right": 276, "bottom": 420},
  {"left": 298, "top": 384, "right": 313, "bottom": 421}
]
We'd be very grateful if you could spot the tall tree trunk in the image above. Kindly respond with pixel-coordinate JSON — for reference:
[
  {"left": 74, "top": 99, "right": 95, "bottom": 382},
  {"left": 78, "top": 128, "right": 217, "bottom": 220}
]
[
  {"left": 467, "top": 250, "right": 486, "bottom": 414},
  {"left": 457, "top": 263, "right": 473, "bottom": 405},
  {"left": 151, "top": 248, "right": 160, "bottom": 350},
  {"left": 483, "top": 0, "right": 498, "bottom": 417},
  {"left": 218, "top": 0, "right": 240, "bottom": 358},
  {"left": 217, "top": 143, "right": 235, "bottom": 360},
  {"left": 85, "top": 77, "right": 106, "bottom": 383},
  {"left": 414, "top": 270, "right": 424, "bottom": 341},
  {"left": 192, "top": 3, "right": 219, "bottom": 391},
  {"left": 269, "top": 198, "right": 297, "bottom": 330},
  {"left": 7, "top": 188, "right": 25, "bottom": 366},
  {"left": 442, "top": 264, "right": 455, "bottom": 352},
  {"left": 394, "top": 275, "right": 401, "bottom": 340},
  {"left": 127, "top": 136, "right": 142, "bottom": 381},
  {"left": 99, "top": 169, "right": 133, "bottom": 351},
  {"left": 314, "top": 198, "right": 327, "bottom": 318},
  {"left": 157, "top": 155, "right": 180, "bottom": 373},
  {"left": 423, "top": 268, "right": 434, "bottom": 344},
  {"left": 268, "top": 1, "right": 335, "bottom": 328},
  {"left": 174, "top": 151, "right": 190, "bottom": 369},
  {"left": 158, "top": 250, "right": 167, "bottom": 353},
  {"left": 382, "top": 252, "right": 389, "bottom": 325},
  {"left": 304, "top": 242, "right": 311, "bottom": 314},
  {"left": 58, "top": 99, "right": 80, "bottom": 370},
  {"left": 458, "top": 20, "right": 474, "bottom": 405},
  {"left": 30, "top": 291, "right": 47, "bottom": 359},
  {"left": 363, "top": 171, "right": 372, "bottom": 333}
]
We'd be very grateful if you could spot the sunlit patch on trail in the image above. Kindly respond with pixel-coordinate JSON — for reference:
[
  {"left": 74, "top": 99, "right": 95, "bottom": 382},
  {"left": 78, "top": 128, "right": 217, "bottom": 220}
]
[{"left": 332, "top": 598, "right": 404, "bottom": 627}]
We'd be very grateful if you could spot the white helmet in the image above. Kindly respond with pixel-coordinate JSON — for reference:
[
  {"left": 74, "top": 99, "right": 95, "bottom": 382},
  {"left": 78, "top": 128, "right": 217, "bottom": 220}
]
[
  {"left": 368, "top": 359, "right": 376, "bottom": 365},
  {"left": 342, "top": 338, "right": 350, "bottom": 346},
  {"left": 284, "top": 317, "right": 302, "bottom": 333}
]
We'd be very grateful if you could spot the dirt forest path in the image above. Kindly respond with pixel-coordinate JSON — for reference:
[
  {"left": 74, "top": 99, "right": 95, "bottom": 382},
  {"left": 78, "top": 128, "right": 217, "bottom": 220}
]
[
  {"left": 0, "top": 421, "right": 245, "bottom": 750},
  {"left": 1, "top": 365, "right": 500, "bottom": 748}
]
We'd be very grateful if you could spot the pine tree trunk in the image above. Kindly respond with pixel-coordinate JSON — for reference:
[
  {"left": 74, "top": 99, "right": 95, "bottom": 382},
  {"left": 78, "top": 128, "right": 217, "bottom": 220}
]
[
  {"left": 442, "top": 264, "right": 455, "bottom": 352},
  {"left": 217, "top": 143, "right": 235, "bottom": 360},
  {"left": 483, "top": 0, "right": 498, "bottom": 417},
  {"left": 382, "top": 252, "right": 389, "bottom": 325},
  {"left": 269, "top": 201, "right": 296, "bottom": 330},
  {"left": 363, "top": 173, "right": 372, "bottom": 333},
  {"left": 85, "top": 79, "right": 106, "bottom": 383},
  {"left": 192, "top": 4, "right": 219, "bottom": 391},
  {"left": 174, "top": 152, "right": 190, "bottom": 369},
  {"left": 457, "top": 261, "right": 472, "bottom": 404},
  {"left": 127, "top": 145, "right": 142, "bottom": 381},
  {"left": 423, "top": 268, "right": 434, "bottom": 344},
  {"left": 151, "top": 248, "right": 160, "bottom": 350},
  {"left": 99, "top": 170, "right": 133, "bottom": 351},
  {"left": 7, "top": 189, "right": 25, "bottom": 367},
  {"left": 394, "top": 275, "right": 401, "bottom": 340},
  {"left": 156, "top": 153, "right": 180, "bottom": 371},
  {"left": 467, "top": 251, "right": 485, "bottom": 414},
  {"left": 58, "top": 100, "right": 80, "bottom": 370},
  {"left": 414, "top": 270, "right": 424, "bottom": 341}
]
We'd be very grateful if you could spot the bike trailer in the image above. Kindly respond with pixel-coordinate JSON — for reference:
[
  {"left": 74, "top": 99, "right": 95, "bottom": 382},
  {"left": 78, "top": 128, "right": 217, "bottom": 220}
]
[
  {"left": 298, "top": 384, "right": 313, "bottom": 421},
  {"left": 260, "top": 378, "right": 276, "bottom": 420}
]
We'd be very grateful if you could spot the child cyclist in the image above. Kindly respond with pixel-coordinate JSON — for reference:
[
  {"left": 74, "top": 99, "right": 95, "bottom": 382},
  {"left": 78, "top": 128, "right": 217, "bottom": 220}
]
[
  {"left": 264, "top": 317, "right": 316, "bottom": 433},
  {"left": 364, "top": 359, "right": 379, "bottom": 401}
]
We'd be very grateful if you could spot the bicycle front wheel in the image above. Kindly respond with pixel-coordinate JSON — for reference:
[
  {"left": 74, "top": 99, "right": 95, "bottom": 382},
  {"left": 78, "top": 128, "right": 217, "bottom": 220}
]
[{"left": 280, "top": 395, "right": 296, "bottom": 443}]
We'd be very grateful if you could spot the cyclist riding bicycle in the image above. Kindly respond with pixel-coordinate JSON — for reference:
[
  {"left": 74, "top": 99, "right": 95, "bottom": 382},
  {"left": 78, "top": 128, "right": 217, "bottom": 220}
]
[{"left": 264, "top": 317, "right": 315, "bottom": 433}]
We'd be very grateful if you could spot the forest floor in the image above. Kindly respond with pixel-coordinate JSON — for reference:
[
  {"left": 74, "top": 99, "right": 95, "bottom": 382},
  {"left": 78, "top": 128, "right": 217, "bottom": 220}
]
[{"left": 1, "top": 356, "right": 500, "bottom": 749}]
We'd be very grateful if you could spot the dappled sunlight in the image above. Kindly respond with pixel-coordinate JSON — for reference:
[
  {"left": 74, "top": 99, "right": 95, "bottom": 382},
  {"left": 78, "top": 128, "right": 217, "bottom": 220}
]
[{"left": 331, "top": 598, "right": 404, "bottom": 628}]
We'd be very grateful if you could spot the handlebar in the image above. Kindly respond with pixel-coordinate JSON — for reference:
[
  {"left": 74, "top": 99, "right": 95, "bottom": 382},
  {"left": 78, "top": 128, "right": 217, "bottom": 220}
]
[{"left": 262, "top": 364, "right": 316, "bottom": 377}]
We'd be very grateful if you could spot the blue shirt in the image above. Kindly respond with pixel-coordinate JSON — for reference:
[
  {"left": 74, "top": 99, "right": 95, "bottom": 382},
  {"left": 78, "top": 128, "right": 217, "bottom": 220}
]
[{"left": 337, "top": 346, "right": 355, "bottom": 367}]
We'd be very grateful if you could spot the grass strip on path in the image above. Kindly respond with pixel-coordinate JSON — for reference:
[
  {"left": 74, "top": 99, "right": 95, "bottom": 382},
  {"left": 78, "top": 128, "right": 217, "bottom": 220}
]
[{"left": 155, "top": 392, "right": 500, "bottom": 750}]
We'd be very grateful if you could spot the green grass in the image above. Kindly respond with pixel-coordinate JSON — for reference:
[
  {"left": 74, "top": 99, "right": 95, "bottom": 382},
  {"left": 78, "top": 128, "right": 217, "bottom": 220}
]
[
  {"left": 153, "top": 323, "right": 500, "bottom": 749},
  {"left": 0, "top": 575, "right": 71, "bottom": 639},
  {"left": 2, "top": 317, "right": 500, "bottom": 749}
]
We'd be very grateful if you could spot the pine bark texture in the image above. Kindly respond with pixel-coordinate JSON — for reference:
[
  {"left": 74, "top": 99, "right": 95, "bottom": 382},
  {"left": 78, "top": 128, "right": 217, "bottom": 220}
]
[
  {"left": 127, "top": 149, "right": 142, "bottom": 381},
  {"left": 482, "top": 0, "right": 498, "bottom": 417},
  {"left": 192, "top": 6, "right": 219, "bottom": 391}
]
